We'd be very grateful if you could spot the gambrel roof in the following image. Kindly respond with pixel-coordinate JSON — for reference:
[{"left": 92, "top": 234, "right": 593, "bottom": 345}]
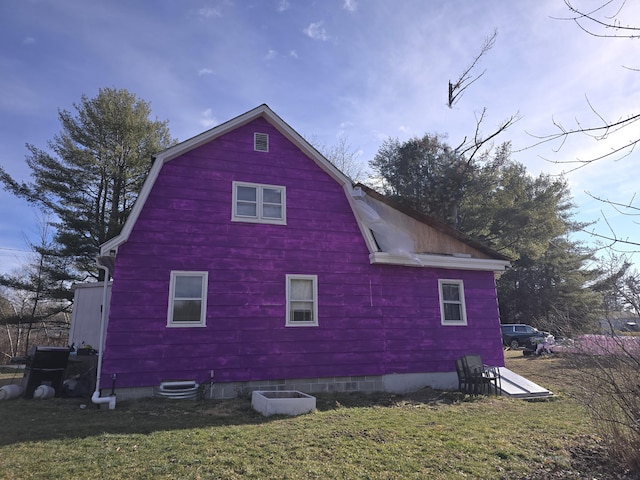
[{"left": 100, "top": 104, "right": 509, "bottom": 272}]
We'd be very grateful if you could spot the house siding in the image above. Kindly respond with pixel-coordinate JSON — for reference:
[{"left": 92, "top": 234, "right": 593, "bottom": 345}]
[{"left": 101, "top": 116, "right": 504, "bottom": 392}]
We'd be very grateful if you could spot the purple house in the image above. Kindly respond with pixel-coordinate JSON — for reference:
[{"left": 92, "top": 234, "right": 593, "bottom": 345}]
[{"left": 95, "top": 105, "right": 510, "bottom": 400}]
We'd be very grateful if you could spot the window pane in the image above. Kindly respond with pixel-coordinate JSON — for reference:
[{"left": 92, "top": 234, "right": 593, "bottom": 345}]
[
  {"left": 444, "top": 303, "right": 462, "bottom": 321},
  {"left": 175, "top": 276, "right": 203, "bottom": 298},
  {"left": 237, "top": 186, "right": 257, "bottom": 202},
  {"left": 262, "top": 204, "right": 282, "bottom": 219},
  {"left": 291, "top": 301, "right": 313, "bottom": 322},
  {"left": 291, "top": 279, "right": 313, "bottom": 300},
  {"left": 263, "top": 188, "right": 281, "bottom": 204},
  {"left": 173, "top": 300, "right": 202, "bottom": 322},
  {"left": 237, "top": 202, "right": 257, "bottom": 217},
  {"left": 442, "top": 284, "right": 460, "bottom": 302}
]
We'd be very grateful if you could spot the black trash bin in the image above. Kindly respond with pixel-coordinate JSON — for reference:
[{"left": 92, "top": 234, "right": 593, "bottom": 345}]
[{"left": 22, "top": 346, "right": 71, "bottom": 399}]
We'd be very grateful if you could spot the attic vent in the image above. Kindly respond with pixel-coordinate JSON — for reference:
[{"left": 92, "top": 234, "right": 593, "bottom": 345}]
[{"left": 254, "top": 133, "right": 269, "bottom": 152}]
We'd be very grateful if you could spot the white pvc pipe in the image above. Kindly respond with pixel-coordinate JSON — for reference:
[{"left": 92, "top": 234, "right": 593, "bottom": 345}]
[
  {"left": 92, "top": 262, "right": 116, "bottom": 410},
  {"left": 34, "top": 384, "right": 55, "bottom": 399},
  {"left": 0, "top": 384, "right": 23, "bottom": 400}
]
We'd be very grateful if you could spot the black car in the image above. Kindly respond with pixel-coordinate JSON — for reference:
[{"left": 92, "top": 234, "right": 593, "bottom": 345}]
[{"left": 500, "top": 324, "right": 549, "bottom": 349}]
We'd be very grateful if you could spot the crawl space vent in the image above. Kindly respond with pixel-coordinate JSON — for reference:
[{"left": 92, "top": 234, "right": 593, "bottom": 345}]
[{"left": 254, "top": 132, "right": 269, "bottom": 152}]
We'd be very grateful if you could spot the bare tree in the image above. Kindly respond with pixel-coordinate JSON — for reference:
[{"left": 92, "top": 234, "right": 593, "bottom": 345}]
[
  {"left": 527, "top": 1, "right": 640, "bottom": 252},
  {"left": 532, "top": 0, "right": 640, "bottom": 168},
  {"left": 0, "top": 215, "right": 72, "bottom": 357},
  {"left": 558, "top": 0, "right": 640, "bottom": 39},
  {"left": 577, "top": 192, "right": 640, "bottom": 251},
  {"left": 446, "top": 28, "right": 521, "bottom": 162},
  {"left": 454, "top": 108, "right": 520, "bottom": 162},
  {"left": 448, "top": 29, "right": 498, "bottom": 108},
  {"left": 530, "top": 100, "right": 640, "bottom": 171},
  {"left": 312, "top": 133, "right": 367, "bottom": 183},
  {"left": 547, "top": 1, "right": 640, "bottom": 451}
]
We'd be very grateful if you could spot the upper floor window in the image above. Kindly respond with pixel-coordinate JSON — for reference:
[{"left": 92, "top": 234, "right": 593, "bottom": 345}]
[
  {"left": 286, "top": 274, "right": 318, "bottom": 326},
  {"left": 232, "top": 181, "right": 286, "bottom": 225},
  {"left": 167, "top": 271, "right": 208, "bottom": 327},
  {"left": 438, "top": 279, "right": 467, "bottom": 326}
]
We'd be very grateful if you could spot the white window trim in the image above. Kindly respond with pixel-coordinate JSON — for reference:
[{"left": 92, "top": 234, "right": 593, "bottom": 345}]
[
  {"left": 167, "top": 271, "right": 208, "bottom": 328},
  {"left": 438, "top": 279, "right": 467, "bottom": 326},
  {"left": 286, "top": 274, "right": 318, "bottom": 327},
  {"left": 232, "top": 181, "right": 286, "bottom": 225}
]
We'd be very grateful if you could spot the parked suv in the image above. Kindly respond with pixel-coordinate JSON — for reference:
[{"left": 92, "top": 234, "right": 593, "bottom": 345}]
[{"left": 500, "top": 324, "right": 549, "bottom": 349}]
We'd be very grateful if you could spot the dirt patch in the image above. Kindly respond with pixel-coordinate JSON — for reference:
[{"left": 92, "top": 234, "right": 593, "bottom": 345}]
[
  {"left": 521, "top": 433, "right": 639, "bottom": 479},
  {"left": 201, "top": 402, "right": 247, "bottom": 417},
  {"left": 397, "top": 386, "right": 462, "bottom": 404}
]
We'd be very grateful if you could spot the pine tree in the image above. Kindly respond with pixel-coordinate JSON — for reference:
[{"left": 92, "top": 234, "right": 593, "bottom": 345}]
[
  {"left": 0, "top": 87, "right": 176, "bottom": 279},
  {"left": 369, "top": 137, "right": 601, "bottom": 332}
]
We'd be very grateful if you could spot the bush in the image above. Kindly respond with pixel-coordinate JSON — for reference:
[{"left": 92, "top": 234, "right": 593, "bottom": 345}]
[{"left": 564, "top": 334, "right": 640, "bottom": 470}]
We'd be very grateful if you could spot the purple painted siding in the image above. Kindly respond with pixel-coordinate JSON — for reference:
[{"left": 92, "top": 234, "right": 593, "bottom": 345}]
[{"left": 101, "top": 117, "right": 504, "bottom": 389}]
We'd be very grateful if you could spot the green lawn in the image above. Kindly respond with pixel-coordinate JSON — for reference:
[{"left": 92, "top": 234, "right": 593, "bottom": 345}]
[{"left": 0, "top": 352, "right": 619, "bottom": 479}]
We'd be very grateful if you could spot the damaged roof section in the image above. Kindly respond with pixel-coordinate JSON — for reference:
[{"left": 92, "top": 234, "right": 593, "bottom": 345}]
[
  {"left": 353, "top": 184, "right": 511, "bottom": 272},
  {"left": 99, "top": 104, "right": 509, "bottom": 273}
]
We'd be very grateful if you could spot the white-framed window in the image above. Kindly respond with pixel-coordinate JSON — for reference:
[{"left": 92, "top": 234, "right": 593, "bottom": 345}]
[
  {"left": 438, "top": 279, "right": 467, "bottom": 326},
  {"left": 167, "top": 271, "right": 208, "bottom": 327},
  {"left": 286, "top": 274, "right": 318, "bottom": 326},
  {"left": 232, "top": 181, "right": 286, "bottom": 225}
]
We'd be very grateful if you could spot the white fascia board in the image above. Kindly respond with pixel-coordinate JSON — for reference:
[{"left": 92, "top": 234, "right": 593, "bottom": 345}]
[
  {"left": 100, "top": 155, "right": 163, "bottom": 255},
  {"left": 160, "top": 104, "right": 273, "bottom": 163},
  {"left": 100, "top": 104, "right": 356, "bottom": 256},
  {"left": 101, "top": 106, "right": 278, "bottom": 255},
  {"left": 370, "top": 252, "right": 510, "bottom": 272},
  {"left": 263, "top": 108, "right": 352, "bottom": 187}
]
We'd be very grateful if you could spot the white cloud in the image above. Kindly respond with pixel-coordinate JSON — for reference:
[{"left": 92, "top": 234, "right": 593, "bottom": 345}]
[
  {"left": 198, "top": 7, "right": 222, "bottom": 19},
  {"left": 278, "top": 0, "right": 290, "bottom": 12},
  {"left": 304, "top": 21, "right": 328, "bottom": 41},
  {"left": 343, "top": 0, "right": 357, "bottom": 13},
  {"left": 2, "top": 1, "right": 639, "bottom": 266},
  {"left": 265, "top": 49, "right": 277, "bottom": 60},
  {"left": 200, "top": 108, "right": 218, "bottom": 128}
]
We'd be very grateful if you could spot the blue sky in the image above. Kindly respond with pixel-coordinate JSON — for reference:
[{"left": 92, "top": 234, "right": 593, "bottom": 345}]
[{"left": 1, "top": 0, "right": 639, "bottom": 274}]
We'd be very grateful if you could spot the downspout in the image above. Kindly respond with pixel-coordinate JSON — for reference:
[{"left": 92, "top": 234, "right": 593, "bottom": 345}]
[{"left": 92, "top": 261, "right": 116, "bottom": 410}]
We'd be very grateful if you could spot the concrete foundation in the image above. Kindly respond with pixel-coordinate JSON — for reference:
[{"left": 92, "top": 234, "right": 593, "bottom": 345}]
[{"left": 108, "top": 371, "right": 459, "bottom": 401}]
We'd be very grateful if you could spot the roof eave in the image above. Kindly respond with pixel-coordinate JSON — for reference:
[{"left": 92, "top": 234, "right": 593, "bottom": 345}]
[
  {"left": 100, "top": 104, "right": 353, "bottom": 256},
  {"left": 370, "top": 252, "right": 510, "bottom": 272}
]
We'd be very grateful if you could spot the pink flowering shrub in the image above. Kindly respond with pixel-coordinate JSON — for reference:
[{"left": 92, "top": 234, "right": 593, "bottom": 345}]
[
  {"left": 552, "top": 334, "right": 640, "bottom": 356},
  {"left": 560, "top": 334, "right": 640, "bottom": 470}
]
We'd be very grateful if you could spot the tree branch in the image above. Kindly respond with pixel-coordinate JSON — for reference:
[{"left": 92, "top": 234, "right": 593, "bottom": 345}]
[
  {"left": 555, "top": 0, "right": 640, "bottom": 39},
  {"left": 448, "top": 29, "right": 497, "bottom": 108},
  {"left": 527, "top": 99, "right": 640, "bottom": 170},
  {"left": 455, "top": 108, "right": 521, "bottom": 161}
]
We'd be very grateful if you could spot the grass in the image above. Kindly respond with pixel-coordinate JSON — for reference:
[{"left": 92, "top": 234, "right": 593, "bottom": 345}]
[{"left": 0, "top": 351, "right": 628, "bottom": 479}]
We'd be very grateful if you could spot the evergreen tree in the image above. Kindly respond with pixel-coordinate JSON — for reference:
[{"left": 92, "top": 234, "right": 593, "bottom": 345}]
[
  {"left": 497, "top": 238, "right": 601, "bottom": 333},
  {"left": 592, "top": 254, "right": 640, "bottom": 318},
  {"left": 0, "top": 87, "right": 176, "bottom": 279},
  {"left": 370, "top": 134, "right": 471, "bottom": 228},
  {"left": 369, "top": 137, "right": 601, "bottom": 332},
  {"left": 461, "top": 157, "right": 574, "bottom": 260}
]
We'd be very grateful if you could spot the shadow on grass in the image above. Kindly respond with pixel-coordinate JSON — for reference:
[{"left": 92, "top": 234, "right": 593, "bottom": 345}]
[{"left": 0, "top": 387, "right": 472, "bottom": 447}]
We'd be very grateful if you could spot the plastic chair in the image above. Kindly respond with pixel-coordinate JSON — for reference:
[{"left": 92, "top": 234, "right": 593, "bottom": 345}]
[{"left": 460, "top": 354, "right": 501, "bottom": 395}]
